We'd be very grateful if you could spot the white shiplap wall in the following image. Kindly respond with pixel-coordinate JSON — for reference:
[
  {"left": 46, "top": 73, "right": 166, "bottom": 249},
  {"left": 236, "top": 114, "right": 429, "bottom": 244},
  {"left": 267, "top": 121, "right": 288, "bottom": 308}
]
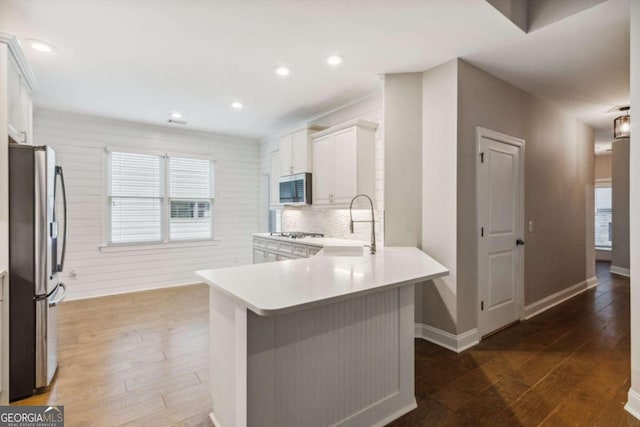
[
  {"left": 34, "top": 109, "right": 260, "bottom": 300},
  {"left": 259, "top": 94, "right": 385, "bottom": 243}
]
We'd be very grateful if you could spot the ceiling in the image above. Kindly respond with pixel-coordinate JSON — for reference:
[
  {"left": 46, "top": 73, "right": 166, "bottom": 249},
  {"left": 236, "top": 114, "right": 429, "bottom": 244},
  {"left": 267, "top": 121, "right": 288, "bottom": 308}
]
[{"left": 0, "top": 0, "right": 630, "bottom": 141}]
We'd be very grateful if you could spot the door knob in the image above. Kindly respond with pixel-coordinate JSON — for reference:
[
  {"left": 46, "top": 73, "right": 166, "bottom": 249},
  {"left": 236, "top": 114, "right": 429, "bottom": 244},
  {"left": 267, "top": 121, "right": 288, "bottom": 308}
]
[{"left": 516, "top": 239, "right": 525, "bottom": 246}]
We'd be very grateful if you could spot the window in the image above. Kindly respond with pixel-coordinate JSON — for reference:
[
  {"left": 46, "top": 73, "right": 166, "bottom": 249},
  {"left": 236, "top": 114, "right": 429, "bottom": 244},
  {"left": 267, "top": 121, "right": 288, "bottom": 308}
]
[
  {"left": 108, "top": 151, "right": 214, "bottom": 244},
  {"left": 595, "top": 183, "right": 612, "bottom": 249},
  {"left": 269, "top": 209, "right": 282, "bottom": 233}
]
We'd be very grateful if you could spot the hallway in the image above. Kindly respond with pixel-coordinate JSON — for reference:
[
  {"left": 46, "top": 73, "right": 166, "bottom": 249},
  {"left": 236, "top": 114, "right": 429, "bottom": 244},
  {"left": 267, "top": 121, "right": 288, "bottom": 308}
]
[{"left": 391, "top": 262, "right": 639, "bottom": 426}]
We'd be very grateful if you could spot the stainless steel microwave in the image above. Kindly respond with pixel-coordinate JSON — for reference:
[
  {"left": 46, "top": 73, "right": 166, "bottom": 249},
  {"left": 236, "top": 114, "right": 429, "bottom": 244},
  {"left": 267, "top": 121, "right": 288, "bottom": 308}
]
[{"left": 279, "top": 173, "right": 311, "bottom": 205}]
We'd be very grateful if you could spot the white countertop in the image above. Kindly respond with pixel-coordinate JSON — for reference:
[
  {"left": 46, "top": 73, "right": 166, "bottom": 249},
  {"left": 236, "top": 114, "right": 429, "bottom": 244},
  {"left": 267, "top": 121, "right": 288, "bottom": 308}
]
[
  {"left": 253, "top": 233, "right": 367, "bottom": 248},
  {"left": 197, "top": 247, "right": 449, "bottom": 316}
]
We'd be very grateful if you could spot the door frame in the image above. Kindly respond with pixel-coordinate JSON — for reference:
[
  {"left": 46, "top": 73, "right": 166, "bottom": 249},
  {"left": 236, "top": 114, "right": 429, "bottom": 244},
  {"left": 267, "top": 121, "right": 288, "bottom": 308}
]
[{"left": 476, "top": 127, "right": 526, "bottom": 337}]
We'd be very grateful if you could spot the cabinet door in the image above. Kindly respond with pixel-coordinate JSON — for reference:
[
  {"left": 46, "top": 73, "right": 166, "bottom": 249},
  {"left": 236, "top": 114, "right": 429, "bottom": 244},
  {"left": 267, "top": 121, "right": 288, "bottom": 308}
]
[
  {"left": 7, "top": 57, "right": 23, "bottom": 141},
  {"left": 332, "top": 127, "right": 358, "bottom": 204},
  {"left": 20, "top": 86, "right": 33, "bottom": 144},
  {"left": 291, "top": 129, "right": 309, "bottom": 174},
  {"left": 312, "top": 135, "right": 332, "bottom": 205},
  {"left": 279, "top": 134, "right": 293, "bottom": 176},
  {"left": 253, "top": 250, "right": 265, "bottom": 264},
  {"left": 270, "top": 151, "right": 281, "bottom": 206},
  {"left": 265, "top": 252, "right": 277, "bottom": 263}
]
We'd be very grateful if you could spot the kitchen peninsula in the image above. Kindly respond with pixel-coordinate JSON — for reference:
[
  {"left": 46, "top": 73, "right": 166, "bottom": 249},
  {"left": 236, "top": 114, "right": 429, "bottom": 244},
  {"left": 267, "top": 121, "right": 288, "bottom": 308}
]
[{"left": 197, "top": 247, "right": 448, "bottom": 427}]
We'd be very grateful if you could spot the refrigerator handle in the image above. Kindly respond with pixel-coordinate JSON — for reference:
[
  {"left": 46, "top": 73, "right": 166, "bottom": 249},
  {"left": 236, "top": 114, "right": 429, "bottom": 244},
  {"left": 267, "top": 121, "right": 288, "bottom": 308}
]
[
  {"left": 55, "top": 166, "right": 68, "bottom": 273},
  {"left": 49, "top": 282, "right": 67, "bottom": 307}
]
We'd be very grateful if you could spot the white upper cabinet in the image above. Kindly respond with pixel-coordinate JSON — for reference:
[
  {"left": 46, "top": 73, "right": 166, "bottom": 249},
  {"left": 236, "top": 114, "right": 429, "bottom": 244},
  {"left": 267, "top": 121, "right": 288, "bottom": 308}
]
[
  {"left": 2, "top": 33, "right": 36, "bottom": 145},
  {"left": 278, "top": 126, "right": 324, "bottom": 176},
  {"left": 270, "top": 150, "right": 281, "bottom": 206},
  {"left": 312, "top": 119, "right": 377, "bottom": 207}
]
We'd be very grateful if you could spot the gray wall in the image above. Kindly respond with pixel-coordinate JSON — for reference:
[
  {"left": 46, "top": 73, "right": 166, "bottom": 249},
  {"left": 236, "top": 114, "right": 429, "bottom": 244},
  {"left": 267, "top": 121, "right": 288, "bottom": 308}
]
[
  {"left": 413, "top": 59, "right": 595, "bottom": 335},
  {"left": 629, "top": 0, "right": 640, "bottom": 403},
  {"left": 523, "top": 98, "right": 593, "bottom": 304},
  {"left": 383, "top": 73, "right": 423, "bottom": 248},
  {"left": 595, "top": 153, "right": 612, "bottom": 180},
  {"left": 419, "top": 60, "right": 459, "bottom": 332},
  {"left": 612, "top": 138, "right": 630, "bottom": 270}
]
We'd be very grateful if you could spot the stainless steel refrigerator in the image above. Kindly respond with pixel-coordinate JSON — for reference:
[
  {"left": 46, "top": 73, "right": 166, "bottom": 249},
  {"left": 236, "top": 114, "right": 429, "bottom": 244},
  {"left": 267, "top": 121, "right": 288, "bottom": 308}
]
[{"left": 8, "top": 143, "right": 68, "bottom": 401}]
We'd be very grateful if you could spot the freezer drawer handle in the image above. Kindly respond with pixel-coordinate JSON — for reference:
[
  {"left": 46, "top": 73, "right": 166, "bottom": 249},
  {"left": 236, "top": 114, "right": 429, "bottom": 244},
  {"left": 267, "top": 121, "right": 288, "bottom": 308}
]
[{"left": 49, "top": 282, "right": 67, "bottom": 307}]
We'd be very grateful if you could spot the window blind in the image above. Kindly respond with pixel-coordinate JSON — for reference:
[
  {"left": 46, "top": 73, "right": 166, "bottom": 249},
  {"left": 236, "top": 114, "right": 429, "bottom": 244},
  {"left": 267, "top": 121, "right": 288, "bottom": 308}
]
[
  {"left": 169, "top": 157, "right": 214, "bottom": 241},
  {"left": 595, "top": 186, "right": 612, "bottom": 249},
  {"left": 108, "top": 152, "right": 214, "bottom": 244},
  {"left": 109, "top": 152, "right": 163, "bottom": 243}
]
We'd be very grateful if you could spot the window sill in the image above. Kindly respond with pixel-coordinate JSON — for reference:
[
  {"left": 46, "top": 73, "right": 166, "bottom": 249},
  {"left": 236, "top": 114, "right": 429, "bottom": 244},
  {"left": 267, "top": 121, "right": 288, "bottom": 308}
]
[
  {"left": 99, "top": 239, "right": 221, "bottom": 253},
  {"left": 595, "top": 247, "right": 612, "bottom": 252}
]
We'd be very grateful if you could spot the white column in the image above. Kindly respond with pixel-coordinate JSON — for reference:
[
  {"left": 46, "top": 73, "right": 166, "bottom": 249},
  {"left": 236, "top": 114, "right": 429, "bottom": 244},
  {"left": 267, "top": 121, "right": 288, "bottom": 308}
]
[{"left": 626, "top": 0, "right": 640, "bottom": 419}]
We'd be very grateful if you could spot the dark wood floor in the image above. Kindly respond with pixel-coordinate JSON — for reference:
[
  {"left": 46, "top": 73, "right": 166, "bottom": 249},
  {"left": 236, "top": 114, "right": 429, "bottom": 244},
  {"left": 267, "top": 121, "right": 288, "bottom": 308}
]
[
  {"left": 390, "top": 261, "right": 640, "bottom": 426},
  {"left": 13, "top": 261, "right": 639, "bottom": 426}
]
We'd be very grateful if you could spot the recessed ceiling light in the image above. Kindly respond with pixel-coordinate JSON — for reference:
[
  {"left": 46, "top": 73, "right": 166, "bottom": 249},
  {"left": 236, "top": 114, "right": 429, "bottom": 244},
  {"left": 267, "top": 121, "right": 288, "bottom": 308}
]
[
  {"left": 275, "top": 66, "right": 290, "bottom": 77},
  {"left": 28, "top": 39, "right": 55, "bottom": 53},
  {"left": 231, "top": 101, "right": 243, "bottom": 110},
  {"left": 170, "top": 112, "right": 183, "bottom": 119},
  {"left": 327, "top": 55, "right": 343, "bottom": 66}
]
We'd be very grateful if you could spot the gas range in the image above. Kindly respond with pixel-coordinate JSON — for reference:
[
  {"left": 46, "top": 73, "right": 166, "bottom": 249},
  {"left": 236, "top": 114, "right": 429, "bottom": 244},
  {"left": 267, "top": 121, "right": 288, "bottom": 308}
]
[{"left": 270, "top": 231, "right": 325, "bottom": 239}]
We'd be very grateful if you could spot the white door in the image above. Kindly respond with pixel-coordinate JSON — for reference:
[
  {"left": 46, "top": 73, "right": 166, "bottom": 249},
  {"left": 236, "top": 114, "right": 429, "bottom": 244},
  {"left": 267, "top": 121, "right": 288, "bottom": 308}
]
[
  {"left": 477, "top": 129, "right": 524, "bottom": 337},
  {"left": 279, "top": 134, "right": 293, "bottom": 176},
  {"left": 332, "top": 127, "right": 358, "bottom": 204},
  {"left": 291, "top": 129, "right": 308, "bottom": 174},
  {"left": 312, "top": 135, "right": 332, "bottom": 205},
  {"left": 269, "top": 151, "right": 281, "bottom": 206}
]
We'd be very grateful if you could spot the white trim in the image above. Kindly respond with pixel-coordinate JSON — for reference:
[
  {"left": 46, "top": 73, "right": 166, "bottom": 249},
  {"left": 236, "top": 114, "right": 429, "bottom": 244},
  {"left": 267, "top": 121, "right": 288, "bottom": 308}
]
[
  {"left": 209, "top": 412, "right": 223, "bottom": 427},
  {"left": 99, "top": 239, "right": 221, "bottom": 253},
  {"left": 414, "top": 323, "right": 480, "bottom": 353},
  {"left": 371, "top": 401, "right": 418, "bottom": 427},
  {"left": 35, "top": 108, "right": 259, "bottom": 144},
  {"left": 0, "top": 31, "right": 37, "bottom": 91},
  {"left": 523, "top": 276, "right": 598, "bottom": 320},
  {"left": 610, "top": 265, "right": 631, "bottom": 277},
  {"left": 476, "top": 127, "right": 526, "bottom": 335},
  {"left": 310, "top": 119, "right": 379, "bottom": 139},
  {"left": 63, "top": 281, "right": 205, "bottom": 302},
  {"left": 625, "top": 388, "right": 640, "bottom": 420}
]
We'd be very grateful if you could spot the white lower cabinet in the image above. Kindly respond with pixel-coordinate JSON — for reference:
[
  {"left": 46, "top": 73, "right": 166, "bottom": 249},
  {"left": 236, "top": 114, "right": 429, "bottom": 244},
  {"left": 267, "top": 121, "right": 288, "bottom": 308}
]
[{"left": 253, "top": 237, "right": 320, "bottom": 264}]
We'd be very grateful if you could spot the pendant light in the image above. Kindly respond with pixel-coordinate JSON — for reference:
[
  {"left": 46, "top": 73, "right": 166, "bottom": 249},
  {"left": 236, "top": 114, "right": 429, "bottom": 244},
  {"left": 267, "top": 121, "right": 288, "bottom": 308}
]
[{"left": 614, "top": 106, "right": 630, "bottom": 139}]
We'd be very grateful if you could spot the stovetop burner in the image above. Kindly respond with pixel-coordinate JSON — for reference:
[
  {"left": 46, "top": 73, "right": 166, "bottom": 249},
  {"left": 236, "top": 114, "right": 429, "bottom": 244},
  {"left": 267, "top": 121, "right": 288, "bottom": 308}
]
[{"left": 270, "top": 231, "right": 325, "bottom": 239}]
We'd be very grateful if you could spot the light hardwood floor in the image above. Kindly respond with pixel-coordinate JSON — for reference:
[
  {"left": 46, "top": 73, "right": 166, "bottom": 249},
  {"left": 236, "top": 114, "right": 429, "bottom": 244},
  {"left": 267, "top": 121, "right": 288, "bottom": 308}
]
[
  {"left": 12, "top": 262, "right": 640, "bottom": 426},
  {"left": 13, "top": 284, "right": 211, "bottom": 427}
]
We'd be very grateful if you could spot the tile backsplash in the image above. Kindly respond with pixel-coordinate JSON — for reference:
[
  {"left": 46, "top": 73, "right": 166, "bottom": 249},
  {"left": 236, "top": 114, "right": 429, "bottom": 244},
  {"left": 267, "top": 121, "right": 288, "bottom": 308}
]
[{"left": 281, "top": 207, "right": 384, "bottom": 245}]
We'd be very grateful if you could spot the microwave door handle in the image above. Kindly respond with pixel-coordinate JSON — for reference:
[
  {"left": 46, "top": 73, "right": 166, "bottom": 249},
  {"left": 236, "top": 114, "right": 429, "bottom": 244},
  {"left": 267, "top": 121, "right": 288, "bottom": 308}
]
[{"left": 55, "top": 166, "right": 68, "bottom": 273}]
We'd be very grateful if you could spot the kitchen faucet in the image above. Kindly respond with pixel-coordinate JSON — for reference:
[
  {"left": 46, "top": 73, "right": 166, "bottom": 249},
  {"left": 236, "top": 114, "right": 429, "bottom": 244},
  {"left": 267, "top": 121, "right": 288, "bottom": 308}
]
[{"left": 349, "top": 194, "right": 376, "bottom": 255}]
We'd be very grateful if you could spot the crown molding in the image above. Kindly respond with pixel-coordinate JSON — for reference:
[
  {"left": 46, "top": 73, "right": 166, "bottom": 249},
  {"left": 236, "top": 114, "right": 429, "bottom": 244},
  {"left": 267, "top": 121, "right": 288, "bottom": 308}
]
[{"left": 0, "top": 32, "right": 38, "bottom": 92}]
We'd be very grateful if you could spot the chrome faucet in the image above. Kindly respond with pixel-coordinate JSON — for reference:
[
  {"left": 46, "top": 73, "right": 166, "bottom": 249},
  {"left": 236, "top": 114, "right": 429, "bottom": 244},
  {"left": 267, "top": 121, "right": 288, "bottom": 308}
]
[{"left": 349, "top": 194, "right": 376, "bottom": 255}]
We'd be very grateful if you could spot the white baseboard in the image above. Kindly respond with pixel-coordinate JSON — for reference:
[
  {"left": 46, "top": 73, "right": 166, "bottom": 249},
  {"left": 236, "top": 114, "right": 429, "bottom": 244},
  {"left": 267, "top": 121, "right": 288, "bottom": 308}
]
[
  {"left": 610, "top": 265, "right": 631, "bottom": 277},
  {"left": 523, "top": 276, "right": 598, "bottom": 320},
  {"left": 414, "top": 323, "right": 479, "bottom": 353},
  {"left": 625, "top": 388, "right": 640, "bottom": 421},
  {"left": 209, "top": 412, "right": 222, "bottom": 427},
  {"left": 64, "top": 281, "right": 205, "bottom": 302}
]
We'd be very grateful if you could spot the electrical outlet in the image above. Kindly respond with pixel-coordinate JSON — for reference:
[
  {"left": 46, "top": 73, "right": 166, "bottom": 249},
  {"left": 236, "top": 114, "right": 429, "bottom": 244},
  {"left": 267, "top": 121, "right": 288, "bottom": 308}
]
[
  {"left": 70, "top": 269, "right": 78, "bottom": 278},
  {"left": 528, "top": 220, "right": 533, "bottom": 232}
]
